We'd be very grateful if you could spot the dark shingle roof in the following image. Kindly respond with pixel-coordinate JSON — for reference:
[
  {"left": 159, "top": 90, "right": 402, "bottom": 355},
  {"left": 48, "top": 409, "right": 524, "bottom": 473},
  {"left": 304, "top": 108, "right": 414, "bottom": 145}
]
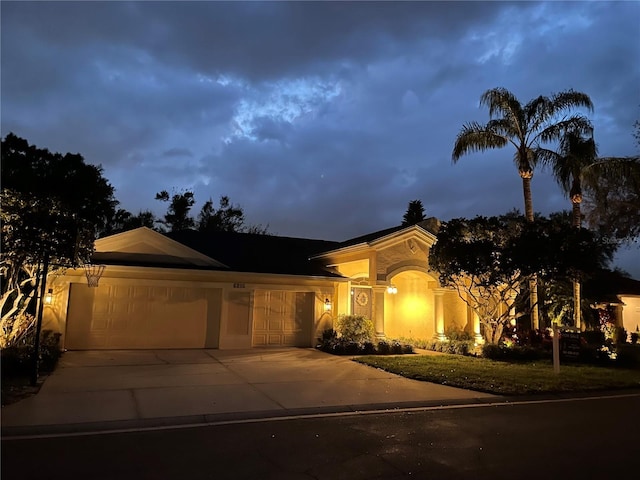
[
  {"left": 584, "top": 269, "right": 640, "bottom": 303},
  {"left": 166, "top": 230, "right": 344, "bottom": 277},
  {"left": 327, "top": 218, "right": 440, "bottom": 250}
]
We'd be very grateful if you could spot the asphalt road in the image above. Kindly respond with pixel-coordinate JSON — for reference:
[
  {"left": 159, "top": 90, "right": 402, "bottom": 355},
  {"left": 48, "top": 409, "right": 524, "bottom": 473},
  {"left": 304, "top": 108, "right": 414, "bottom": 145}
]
[{"left": 2, "top": 393, "right": 638, "bottom": 480}]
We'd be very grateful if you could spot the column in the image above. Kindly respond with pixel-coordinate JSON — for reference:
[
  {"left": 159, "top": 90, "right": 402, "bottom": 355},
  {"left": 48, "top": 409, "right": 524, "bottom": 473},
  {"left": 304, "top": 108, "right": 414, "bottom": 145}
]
[
  {"left": 373, "top": 286, "right": 386, "bottom": 338},
  {"left": 433, "top": 288, "right": 446, "bottom": 340},
  {"left": 472, "top": 310, "right": 484, "bottom": 344}
]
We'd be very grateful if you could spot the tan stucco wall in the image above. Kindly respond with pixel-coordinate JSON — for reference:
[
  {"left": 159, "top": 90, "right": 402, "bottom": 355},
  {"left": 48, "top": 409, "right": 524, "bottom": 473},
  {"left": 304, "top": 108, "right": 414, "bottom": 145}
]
[
  {"left": 383, "top": 271, "right": 434, "bottom": 339},
  {"left": 443, "top": 290, "right": 469, "bottom": 334},
  {"left": 620, "top": 295, "right": 640, "bottom": 338},
  {"left": 44, "top": 266, "right": 340, "bottom": 350},
  {"left": 376, "top": 241, "right": 429, "bottom": 278}
]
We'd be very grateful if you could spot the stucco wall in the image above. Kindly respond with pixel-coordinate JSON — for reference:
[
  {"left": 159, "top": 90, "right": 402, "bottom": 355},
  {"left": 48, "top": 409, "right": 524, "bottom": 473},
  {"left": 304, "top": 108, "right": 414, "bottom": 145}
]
[{"left": 620, "top": 295, "right": 640, "bottom": 338}]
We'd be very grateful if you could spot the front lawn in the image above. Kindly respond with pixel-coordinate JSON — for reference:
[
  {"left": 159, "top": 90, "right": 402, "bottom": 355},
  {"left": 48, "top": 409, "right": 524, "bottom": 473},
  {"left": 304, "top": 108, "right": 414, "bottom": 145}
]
[{"left": 354, "top": 354, "right": 640, "bottom": 396}]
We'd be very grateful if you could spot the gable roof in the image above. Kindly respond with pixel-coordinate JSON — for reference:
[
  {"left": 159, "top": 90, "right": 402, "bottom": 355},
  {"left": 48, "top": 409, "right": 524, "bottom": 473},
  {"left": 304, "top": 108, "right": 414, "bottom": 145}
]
[
  {"left": 335, "top": 218, "right": 440, "bottom": 249},
  {"left": 312, "top": 218, "right": 439, "bottom": 260},
  {"left": 166, "top": 230, "right": 343, "bottom": 277},
  {"left": 93, "top": 227, "right": 227, "bottom": 269}
]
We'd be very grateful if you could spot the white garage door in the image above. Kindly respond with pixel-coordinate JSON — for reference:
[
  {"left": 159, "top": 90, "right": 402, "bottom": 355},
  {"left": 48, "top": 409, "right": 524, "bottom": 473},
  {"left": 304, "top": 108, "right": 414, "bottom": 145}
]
[
  {"left": 65, "top": 283, "right": 209, "bottom": 349},
  {"left": 252, "top": 291, "right": 313, "bottom": 347}
]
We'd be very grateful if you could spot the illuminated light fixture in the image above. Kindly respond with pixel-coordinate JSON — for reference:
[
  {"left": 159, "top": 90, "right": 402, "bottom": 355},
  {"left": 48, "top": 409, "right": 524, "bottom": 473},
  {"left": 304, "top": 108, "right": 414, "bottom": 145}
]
[
  {"left": 324, "top": 298, "right": 332, "bottom": 311},
  {"left": 45, "top": 288, "right": 53, "bottom": 305},
  {"left": 387, "top": 284, "right": 398, "bottom": 295}
]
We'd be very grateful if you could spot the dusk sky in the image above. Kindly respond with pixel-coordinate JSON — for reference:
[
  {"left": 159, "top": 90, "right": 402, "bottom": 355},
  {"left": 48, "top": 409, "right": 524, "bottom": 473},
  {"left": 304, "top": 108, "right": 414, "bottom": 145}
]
[{"left": 2, "top": 1, "right": 639, "bottom": 276}]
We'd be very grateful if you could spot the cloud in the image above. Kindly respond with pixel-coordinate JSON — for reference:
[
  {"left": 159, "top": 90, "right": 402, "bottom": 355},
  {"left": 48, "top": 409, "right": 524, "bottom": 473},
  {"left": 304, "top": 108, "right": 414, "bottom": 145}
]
[{"left": 2, "top": 1, "right": 638, "bottom": 276}]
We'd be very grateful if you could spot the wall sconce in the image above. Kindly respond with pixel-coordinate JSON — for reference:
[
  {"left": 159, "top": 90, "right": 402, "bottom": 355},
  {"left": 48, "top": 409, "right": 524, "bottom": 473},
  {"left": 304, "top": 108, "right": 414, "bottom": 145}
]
[
  {"left": 324, "top": 298, "right": 332, "bottom": 311},
  {"left": 45, "top": 288, "right": 53, "bottom": 305},
  {"left": 387, "top": 284, "right": 398, "bottom": 295}
]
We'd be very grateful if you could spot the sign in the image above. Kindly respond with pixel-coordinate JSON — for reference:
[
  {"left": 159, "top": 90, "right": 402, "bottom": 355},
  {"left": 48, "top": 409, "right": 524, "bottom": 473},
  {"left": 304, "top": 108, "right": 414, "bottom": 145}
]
[
  {"left": 233, "top": 283, "right": 246, "bottom": 289},
  {"left": 559, "top": 331, "right": 581, "bottom": 360}
]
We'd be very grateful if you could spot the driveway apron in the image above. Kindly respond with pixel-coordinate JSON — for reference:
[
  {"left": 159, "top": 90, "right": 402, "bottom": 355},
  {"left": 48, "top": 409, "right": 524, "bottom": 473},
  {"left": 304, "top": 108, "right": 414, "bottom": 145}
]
[{"left": 1, "top": 348, "right": 494, "bottom": 434}]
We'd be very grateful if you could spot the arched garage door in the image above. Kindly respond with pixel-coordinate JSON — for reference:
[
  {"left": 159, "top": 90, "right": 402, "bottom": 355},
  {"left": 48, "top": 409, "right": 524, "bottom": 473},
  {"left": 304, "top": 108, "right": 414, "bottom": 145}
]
[{"left": 65, "top": 282, "right": 220, "bottom": 349}]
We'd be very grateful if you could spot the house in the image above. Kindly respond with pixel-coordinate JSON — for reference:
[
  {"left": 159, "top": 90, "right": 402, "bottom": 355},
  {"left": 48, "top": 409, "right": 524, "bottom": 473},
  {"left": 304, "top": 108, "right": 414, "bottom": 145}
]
[
  {"left": 43, "top": 220, "right": 483, "bottom": 350},
  {"left": 584, "top": 270, "right": 640, "bottom": 339}
]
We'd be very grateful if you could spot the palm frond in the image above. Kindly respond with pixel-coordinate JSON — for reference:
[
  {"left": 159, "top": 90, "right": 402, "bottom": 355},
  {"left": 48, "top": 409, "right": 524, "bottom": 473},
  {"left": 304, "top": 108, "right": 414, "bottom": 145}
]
[
  {"left": 526, "top": 90, "right": 593, "bottom": 136},
  {"left": 582, "top": 156, "right": 640, "bottom": 192},
  {"left": 486, "top": 118, "right": 519, "bottom": 138},
  {"left": 479, "top": 88, "right": 524, "bottom": 137},
  {"left": 536, "top": 115, "right": 593, "bottom": 144},
  {"left": 551, "top": 89, "right": 594, "bottom": 114},
  {"left": 452, "top": 122, "right": 509, "bottom": 162}
]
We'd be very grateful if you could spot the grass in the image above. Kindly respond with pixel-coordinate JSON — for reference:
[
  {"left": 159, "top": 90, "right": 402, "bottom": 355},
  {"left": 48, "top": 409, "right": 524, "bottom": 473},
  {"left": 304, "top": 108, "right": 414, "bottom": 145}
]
[{"left": 354, "top": 354, "right": 640, "bottom": 396}]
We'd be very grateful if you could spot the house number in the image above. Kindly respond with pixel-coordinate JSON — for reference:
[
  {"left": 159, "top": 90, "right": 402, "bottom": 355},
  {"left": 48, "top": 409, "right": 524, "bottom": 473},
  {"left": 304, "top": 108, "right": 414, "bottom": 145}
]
[{"left": 233, "top": 283, "right": 246, "bottom": 288}]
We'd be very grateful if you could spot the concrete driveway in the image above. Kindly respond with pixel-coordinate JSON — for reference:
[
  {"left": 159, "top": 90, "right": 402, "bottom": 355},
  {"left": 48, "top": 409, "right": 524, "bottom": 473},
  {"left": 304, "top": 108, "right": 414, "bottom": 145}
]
[{"left": 1, "top": 348, "right": 494, "bottom": 435}]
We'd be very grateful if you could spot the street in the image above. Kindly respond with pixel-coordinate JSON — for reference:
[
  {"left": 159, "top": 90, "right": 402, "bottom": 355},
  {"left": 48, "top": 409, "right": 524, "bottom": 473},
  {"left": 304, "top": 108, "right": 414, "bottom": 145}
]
[{"left": 2, "top": 393, "right": 638, "bottom": 479}]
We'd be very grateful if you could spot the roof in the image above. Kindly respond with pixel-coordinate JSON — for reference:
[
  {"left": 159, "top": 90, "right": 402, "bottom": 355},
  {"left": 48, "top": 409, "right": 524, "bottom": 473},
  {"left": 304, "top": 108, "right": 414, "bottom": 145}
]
[
  {"left": 166, "top": 230, "right": 344, "bottom": 277},
  {"left": 334, "top": 218, "right": 441, "bottom": 249},
  {"left": 583, "top": 269, "right": 640, "bottom": 303}
]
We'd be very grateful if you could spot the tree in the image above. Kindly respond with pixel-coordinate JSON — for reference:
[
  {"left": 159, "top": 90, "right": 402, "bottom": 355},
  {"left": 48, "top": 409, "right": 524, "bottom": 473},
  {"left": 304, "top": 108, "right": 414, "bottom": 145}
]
[
  {"left": 198, "top": 195, "right": 269, "bottom": 234},
  {"left": 101, "top": 208, "right": 157, "bottom": 236},
  {"left": 429, "top": 213, "right": 613, "bottom": 343},
  {"left": 582, "top": 157, "right": 640, "bottom": 243},
  {"left": 155, "top": 190, "right": 195, "bottom": 232},
  {"left": 537, "top": 129, "right": 639, "bottom": 328},
  {"left": 430, "top": 215, "right": 526, "bottom": 344},
  {"left": 198, "top": 196, "right": 244, "bottom": 233},
  {"left": 452, "top": 87, "right": 594, "bottom": 329},
  {"left": 1, "top": 133, "right": 115, "bottom": 349},
  {"left": 402, "top": 200, "right": 426, "bottom": 226}
]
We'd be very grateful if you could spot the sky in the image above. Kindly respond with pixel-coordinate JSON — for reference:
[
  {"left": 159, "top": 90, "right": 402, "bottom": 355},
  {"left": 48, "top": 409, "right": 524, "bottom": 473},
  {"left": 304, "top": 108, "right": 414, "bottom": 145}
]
[{"left": 2, "top": 1, "right": 639, "bottom": 277}]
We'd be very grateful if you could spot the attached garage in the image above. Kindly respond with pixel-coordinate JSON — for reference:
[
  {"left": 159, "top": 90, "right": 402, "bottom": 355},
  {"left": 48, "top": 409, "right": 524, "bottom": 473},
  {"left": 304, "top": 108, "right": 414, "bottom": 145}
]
[
  {"left": 65, "top": 281, "right": 221, "bottom": 350},
  {"left": 252, "top": 290, "right": 314, "bottom": 347}
]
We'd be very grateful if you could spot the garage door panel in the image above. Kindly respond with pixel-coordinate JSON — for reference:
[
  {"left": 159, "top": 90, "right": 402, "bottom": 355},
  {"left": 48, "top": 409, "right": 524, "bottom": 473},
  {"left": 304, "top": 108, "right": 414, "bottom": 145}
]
[
  {"left": 252, "top": 290, "right": 313, "bottom": 347},
  {"left": 66, "top": 283, "right": 209, "bottom": 350}
]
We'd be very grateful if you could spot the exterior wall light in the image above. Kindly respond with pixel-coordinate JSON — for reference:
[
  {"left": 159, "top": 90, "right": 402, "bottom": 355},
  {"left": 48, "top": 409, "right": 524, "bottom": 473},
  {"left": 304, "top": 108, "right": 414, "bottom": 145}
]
[
  {"left": 387, "top": 284, "right": 398, "bottom": 294},
  {"left": 324, "top": 298, "right": 332, "bottom": 311},
  {"left": 45, "top": 288, "right": 53, "bottom": 304}
]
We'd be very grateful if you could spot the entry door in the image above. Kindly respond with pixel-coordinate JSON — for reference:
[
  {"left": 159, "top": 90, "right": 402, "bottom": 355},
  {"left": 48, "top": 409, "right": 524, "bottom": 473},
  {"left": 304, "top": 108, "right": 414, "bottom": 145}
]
[{"left": 351, "top": 287, "right": 372, "bottom": 319}]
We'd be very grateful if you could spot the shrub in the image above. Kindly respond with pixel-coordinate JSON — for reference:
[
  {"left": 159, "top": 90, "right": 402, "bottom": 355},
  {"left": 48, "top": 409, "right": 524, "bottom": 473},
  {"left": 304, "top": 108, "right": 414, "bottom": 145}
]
[
  {"left": 614, "top": 344, "right": 640, "bottom": 367},
  {"left": 631, "top": 332, "right": 639, "bottom": 345},
  {"left": 319, "top": 328, "right": 337, "bottom": 342},
  {"left": 481, "top": 343, "right": 543, "bottom": 362},
  {"left": 335, "top": 315, "right": 375, "bottom": 343},
  {"left": 582, "top": 330, "right": 606, "bottom": 346},
  {"left": 446, "top": 329, "right": 473, "bottom": 342},
  {"left": 613, "top": 326, "right": 628, "bottom": 345},
  {"left": 482, "top": 343, "right": 504, "bottom": 360},
  {"left": 377, "top": 340, "right": 391, "bottom": 355},
  {"left": 1, "top": 329, "right": 62, "bottom": 377}
]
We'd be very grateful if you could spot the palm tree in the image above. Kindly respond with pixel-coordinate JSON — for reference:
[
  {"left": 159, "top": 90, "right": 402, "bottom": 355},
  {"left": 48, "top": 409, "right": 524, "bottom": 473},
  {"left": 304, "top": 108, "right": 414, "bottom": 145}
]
[
  {"left": 452, "top": 87, "right": 594, "bottom": 329},
  {"left": 539, "top": 129, "right": 640, "bottom": 329}
]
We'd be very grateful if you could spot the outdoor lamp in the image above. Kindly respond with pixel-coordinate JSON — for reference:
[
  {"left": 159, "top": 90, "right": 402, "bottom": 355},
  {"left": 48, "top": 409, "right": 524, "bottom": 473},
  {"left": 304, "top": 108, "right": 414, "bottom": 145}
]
[
  {"left": 324, "top": 298, "right": 332, "bottom": 311},
  {"left": 387, "top": 284, "right": 397, "bottom": 294},
  {"left": 45, "top": 288, "right": 53, "bottom": 304}
]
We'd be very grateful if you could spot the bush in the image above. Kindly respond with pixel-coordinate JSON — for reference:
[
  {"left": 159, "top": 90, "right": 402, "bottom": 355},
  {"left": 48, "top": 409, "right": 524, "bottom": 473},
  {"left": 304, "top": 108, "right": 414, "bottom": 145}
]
[
  {"left": 315, "top": 334, "right": 413, "bottom": 356},
  {"left": 377, "top": 340, "right": 391, "bottom": 355},
  {"left": 335, "top": 315, "right": 375, "bottom": 343},
  {"left": 615, "top": 344, "right": 640, "bottom": 368},
  {"left": 481, "top": 343, "right": 543, "bottom": 362},
  {"left": 482, "top": 343, "right": 504, "bottom": 360},
  {"left": 613, "top": 326, "right": 628, "bottom": 345},
  {"left": 1, "top": 329, "right": 62, "bottom": 377},
  {"left": 631, "top": 332, "right": 639, "bottom": 345},
  {"left": 583, "top": 329, "right": 606, "bottom": 346}
]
